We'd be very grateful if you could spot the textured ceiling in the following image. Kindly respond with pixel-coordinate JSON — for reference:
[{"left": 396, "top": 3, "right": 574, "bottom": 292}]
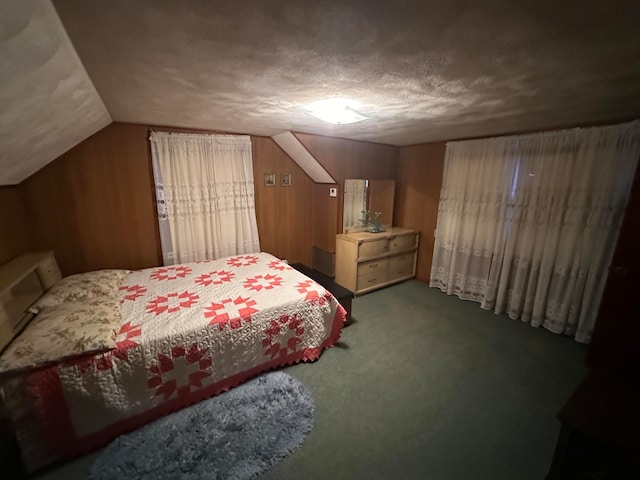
[
  {"left": 2, "top": 0, "right": 640, "bottom": 185},
  {"left": 0, "top": 0, "right": 110, "bottom": 185}
]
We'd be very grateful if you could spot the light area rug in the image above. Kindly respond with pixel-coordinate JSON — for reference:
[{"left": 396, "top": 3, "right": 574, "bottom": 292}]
[{"left": 89, "top": 371, "right": 314, "bottom": 480}]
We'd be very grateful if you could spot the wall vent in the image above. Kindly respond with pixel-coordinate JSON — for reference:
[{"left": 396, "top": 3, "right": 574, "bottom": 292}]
[{"left": 312, "top": 246, "right": 335, "bottom": 278}]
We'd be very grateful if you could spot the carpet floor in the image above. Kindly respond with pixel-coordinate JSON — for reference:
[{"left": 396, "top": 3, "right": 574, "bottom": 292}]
[{"left": 34, "top": 281, "right": 586, "bottom": 480}]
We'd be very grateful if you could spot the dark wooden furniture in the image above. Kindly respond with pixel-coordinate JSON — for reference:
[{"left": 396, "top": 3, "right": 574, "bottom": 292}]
[
  {"left": 547, "top": 368, "right": 640, "bottom": 479},
  {"left": 291, "top": 263, "right": 354, "bottom": 323},
  {"left": 547, "top": 162, "right": 640, "bottom": 479},
  {"left": 0, "top": 415, "right": 23, "bottom": 479}
]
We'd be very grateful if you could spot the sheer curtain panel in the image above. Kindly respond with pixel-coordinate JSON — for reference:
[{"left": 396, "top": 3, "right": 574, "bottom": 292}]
[
  {"left": 150, "top": 132, "right": 260, "bottom": 265},
  {"left": 430, "top": 121, "right": 640, "bottom": 343}
]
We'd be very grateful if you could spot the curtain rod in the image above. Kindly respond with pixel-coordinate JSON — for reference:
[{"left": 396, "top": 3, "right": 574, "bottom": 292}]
[
  {"left": 445, "top": 119, "right": 639, "bottom": 146},
  {"left": 149, "top": 129, "right": 248, "bottom": 136}
]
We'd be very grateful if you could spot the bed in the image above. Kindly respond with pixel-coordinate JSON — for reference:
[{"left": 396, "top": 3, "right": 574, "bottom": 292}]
[{"left": 0, "top": 252, "right": 346, "bottom": 472}]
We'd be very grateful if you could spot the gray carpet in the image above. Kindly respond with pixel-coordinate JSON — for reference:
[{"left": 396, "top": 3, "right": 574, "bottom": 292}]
[
  {"left": 34, "top": 281, "right": 586, "bottom": 480},
  {"left": 89, "top": 372, "right": 314, "bottom": 480},
  {"left": 262, "top": 281, "right": 587, "bottom": 480}
]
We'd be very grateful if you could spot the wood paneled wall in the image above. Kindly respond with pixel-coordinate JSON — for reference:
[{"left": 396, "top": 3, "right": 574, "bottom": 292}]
[
  {"left": 8, "top": 123, "right": 400, "bottom": 275},
  {"left": 13, "top": 124, "right": 332, "bottom": 274},
  {"left": 252, "top": 136, "right": 316, "bottom": 265},
  {"left": 312, "top": 184, "right": 339, "bottom": 255},
  {"left": 20, "top": 123, "right": 162, "bottom": 275},
  {"left": 0, "top": 187, "right": 32, "bottom": 265},
  {"left": 395, "top": 142, "right": 446, "bottom": 282},
  {"left": 294, "top": 133, "right": 397, "bottom": 252}
]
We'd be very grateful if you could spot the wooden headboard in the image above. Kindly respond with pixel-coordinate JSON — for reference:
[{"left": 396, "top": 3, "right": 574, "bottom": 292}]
[{"left": 0, "top": 252, "right": 61, "bottom": 353}]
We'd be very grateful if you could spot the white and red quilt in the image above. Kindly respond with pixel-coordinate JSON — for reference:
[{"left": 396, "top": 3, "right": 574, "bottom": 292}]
[{"left": 3, "top": 253, "right": 345, "bottom": 470}]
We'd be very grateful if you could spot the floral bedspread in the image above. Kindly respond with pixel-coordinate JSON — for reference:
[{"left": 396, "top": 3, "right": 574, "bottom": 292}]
[{"left": 3, "top": 253, "right": 345, "bottom": 469}]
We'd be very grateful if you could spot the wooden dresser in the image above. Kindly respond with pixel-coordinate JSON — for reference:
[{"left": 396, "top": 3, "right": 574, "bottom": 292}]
[{"left": 335, "top": 227, "right": 419, "bottom": 295}]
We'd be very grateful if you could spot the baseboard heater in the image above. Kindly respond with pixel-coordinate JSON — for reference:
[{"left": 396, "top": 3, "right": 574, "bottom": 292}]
[{"left": 312, "top": 246, "right": 335, "bottom": 278}]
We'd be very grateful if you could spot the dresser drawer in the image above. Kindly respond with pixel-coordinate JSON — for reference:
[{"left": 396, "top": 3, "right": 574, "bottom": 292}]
[
  {"left": 357, "top": 257, "right": 388, "bottom": 276},
  {"left": 357, "top": 269, "right": 388, "bottom": 291},
  {"left": 388, "top": 252, "right": 415, "bottom": 278},
  {"left": 358, "top": 239, "right": 389, "bottom": 259},
  {"left": 388, "top": 233, "right": 417, "bottom": 253}
]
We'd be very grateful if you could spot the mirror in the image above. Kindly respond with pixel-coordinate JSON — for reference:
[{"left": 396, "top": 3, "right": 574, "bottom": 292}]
[
  {"left": 343, "top": 179, "right": 395, "bottom": 233},
  {"left": 343, "top": 179, "right": 368, "bottom": 233}
]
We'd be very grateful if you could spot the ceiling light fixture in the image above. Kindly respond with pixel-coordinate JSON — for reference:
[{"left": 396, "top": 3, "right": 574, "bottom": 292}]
[{"left": 306, "top": 98, "right": 368, "bottom": 125}]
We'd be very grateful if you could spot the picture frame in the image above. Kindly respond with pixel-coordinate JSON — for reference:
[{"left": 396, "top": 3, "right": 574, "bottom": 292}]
[
  {"left": 264, "top": 172, "right": 276, "bottom": 186},
  {"left": 281, "top": 173, "right": 292, "bottom": 187}
]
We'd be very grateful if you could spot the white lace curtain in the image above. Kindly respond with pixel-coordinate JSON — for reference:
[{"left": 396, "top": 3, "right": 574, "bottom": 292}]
[
  {"left": 430, "top": 121, "right": 640, "bottom": 343},
  {"left": 150, "top": 132, "right": 260, "bottom": 265}
]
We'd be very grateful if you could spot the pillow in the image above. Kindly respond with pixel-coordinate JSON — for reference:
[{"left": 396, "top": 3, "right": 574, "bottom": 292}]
[
  {"left": 30, "top": 269, "right": 131, "bottom": 312},
  {"left": 0, "top": 297, "right": 122, "bottom": 375}
]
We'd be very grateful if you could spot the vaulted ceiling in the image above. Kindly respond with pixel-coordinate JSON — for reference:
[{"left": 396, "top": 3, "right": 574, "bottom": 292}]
[{"left": 1, "top": 0, "right": 640, "bottom": 185}]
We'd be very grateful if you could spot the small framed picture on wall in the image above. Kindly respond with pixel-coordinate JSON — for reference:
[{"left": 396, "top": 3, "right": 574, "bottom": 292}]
[
  {"left": 281, "top": 173, "right": 292, "bottom": 187},
  {"left": 264, "top": 173, "right": 276, "bottom": 186}
]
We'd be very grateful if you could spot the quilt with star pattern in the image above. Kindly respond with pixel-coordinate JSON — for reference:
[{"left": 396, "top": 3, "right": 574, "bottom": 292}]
[{"left": 2, "top": 252, "right": 346, "bottom": 471}]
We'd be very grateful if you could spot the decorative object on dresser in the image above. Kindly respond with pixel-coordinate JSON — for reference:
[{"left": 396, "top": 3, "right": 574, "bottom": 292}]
[
  {"left": 335, "top": 227, "right": 419, "bottom": 295},
  {"left": 0, "top": 252, "right": 61, "bottom": 353}
]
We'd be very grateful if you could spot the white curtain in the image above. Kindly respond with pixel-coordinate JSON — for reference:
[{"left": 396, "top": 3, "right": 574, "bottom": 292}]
[
  {"left": 150, "top": 132, "right": 260, "bottom": 265},
  {"left": 430, "top": 121, "right": 640, "bottom": 343}
]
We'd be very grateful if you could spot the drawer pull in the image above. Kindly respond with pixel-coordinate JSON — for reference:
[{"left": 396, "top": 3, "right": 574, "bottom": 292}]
[{"left": 368, "top": 264, "right": 379, "bottom": 269}]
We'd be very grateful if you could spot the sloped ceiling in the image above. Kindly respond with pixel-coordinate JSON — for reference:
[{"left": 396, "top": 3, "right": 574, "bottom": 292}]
[
  {"left": 0, "top": 0, "right": 111, "bottom": 185},
  {"left": 2, "top": 0, "right": 640, "bottom": 185}
]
